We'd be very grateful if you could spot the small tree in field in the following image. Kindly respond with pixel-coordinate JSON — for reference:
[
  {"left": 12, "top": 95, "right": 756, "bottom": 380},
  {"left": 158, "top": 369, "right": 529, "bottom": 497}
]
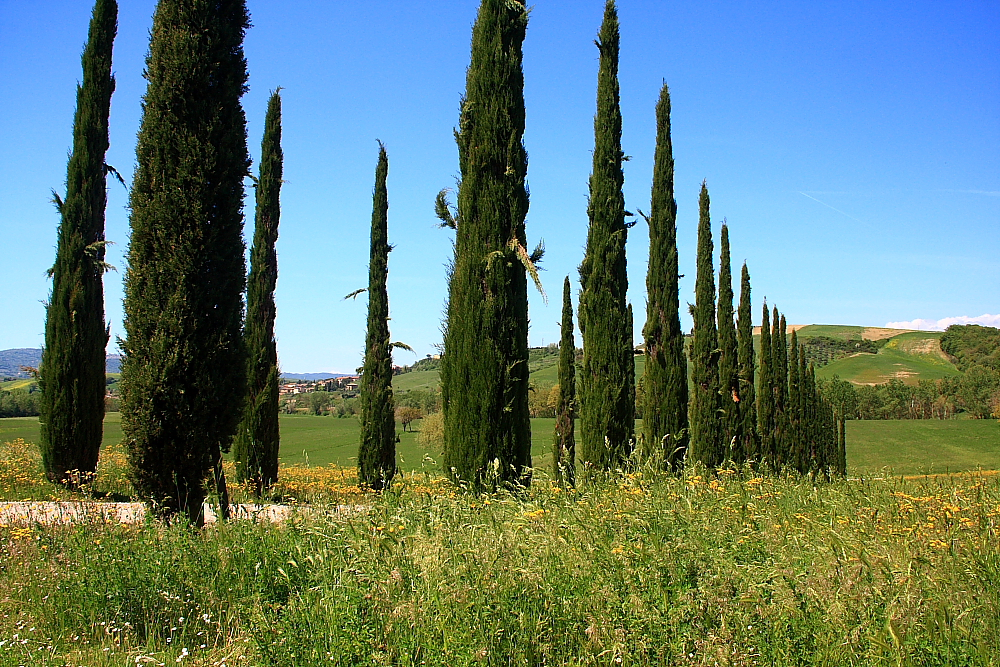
[{"left": 395, "top": 406, "right": 422, "bottom": 433}]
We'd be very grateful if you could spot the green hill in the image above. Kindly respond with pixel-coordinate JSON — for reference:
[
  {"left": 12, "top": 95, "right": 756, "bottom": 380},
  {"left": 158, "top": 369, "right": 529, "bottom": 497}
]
[{"left": 810, "top": 328, "right": 960, "bottom": 385}]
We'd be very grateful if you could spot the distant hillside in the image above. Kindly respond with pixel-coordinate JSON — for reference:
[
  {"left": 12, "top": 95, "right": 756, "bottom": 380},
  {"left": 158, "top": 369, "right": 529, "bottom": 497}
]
[
  {"left": 806, "top": 327, "right": 961, "bottom": 386},
  {"left": 1, "top": 348, "right": 122, "bottom": 378}
]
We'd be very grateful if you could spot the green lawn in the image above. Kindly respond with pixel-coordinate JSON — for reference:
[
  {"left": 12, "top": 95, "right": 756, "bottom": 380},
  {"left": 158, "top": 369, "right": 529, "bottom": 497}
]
[
  {"left": 816, "top": 345, "right": 960, "bottom": 385},
  {"left": 5, "top": 413, "right": 998, "bottom": 477},
  {"left": 847, "top": 418, "right": 999, "bottom": 475},
  {"left": 795, "top": 324, "right": 865, "bottom": 340}
]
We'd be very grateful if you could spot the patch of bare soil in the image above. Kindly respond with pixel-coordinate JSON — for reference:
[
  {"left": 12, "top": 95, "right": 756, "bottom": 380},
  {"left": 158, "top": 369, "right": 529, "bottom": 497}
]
[
  {"left": 0, "top": 502, "right": 366, "bottom": 526},
  {"left": 863, "top": 327, "right": 914, "bottom": 341},
  {"left": 752, "top": 324, "right": 809, "bottom": 335}
]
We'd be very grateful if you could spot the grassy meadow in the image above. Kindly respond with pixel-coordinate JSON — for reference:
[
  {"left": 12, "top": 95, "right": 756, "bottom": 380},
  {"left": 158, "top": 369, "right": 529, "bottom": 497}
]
[
  {"left": 3, "top": 405, "right": 998, "bottom": 664},
  {"left": 1, "top": 464, "right": 999, "bottom": 665}
]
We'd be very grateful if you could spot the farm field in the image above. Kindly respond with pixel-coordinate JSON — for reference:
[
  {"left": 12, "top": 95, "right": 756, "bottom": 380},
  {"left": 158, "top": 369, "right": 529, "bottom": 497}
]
[
  {"left": 847, "top": 419, "right": 999, "bottom": 475},
  {"left": 3, "top": 413, "right": 997, "bottom": 480}
]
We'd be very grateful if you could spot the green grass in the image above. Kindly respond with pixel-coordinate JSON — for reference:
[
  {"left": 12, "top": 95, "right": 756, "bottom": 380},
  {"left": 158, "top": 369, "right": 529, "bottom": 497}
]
[
  {"left": 6, "top": 413, "right": 998, "bottom": 484},
  {"left": 796, "top": 324, "right": 866, "bottom": 340},
  {"left": 817, "top": 345, "right": 960, "bottom": 385},
  {"left": 391, "top": 369, "right": 440, "bottom": 392},
  {"left": 2, "top": 469, "right": 998, "bottom": 665},
  {"left": 847, "top": 419, "right": 1000, "bottom": 475},
  {"left": 0, "top": 379, "right": 37, "bottom": 391},
  {"left": 0, "top": 413, "right": 560, "bottom": 477}
]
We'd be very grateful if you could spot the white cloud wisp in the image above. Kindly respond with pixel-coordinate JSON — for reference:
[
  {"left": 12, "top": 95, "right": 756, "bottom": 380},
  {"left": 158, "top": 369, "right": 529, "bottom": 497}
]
[{"left": 885, "top": 314, "right": 1000, "bottom": 331}]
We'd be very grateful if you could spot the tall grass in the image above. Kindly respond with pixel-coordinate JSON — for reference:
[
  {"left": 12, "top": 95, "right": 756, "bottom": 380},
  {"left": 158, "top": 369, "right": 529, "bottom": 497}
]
[{"left": 2, "top": 462, "right": 998, "bottom": 665}]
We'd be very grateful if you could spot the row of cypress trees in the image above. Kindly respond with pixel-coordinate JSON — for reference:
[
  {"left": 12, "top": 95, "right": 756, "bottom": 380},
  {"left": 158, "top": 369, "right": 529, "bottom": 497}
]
[
  {"left": 41, "top": 0, "right": 845, "bottom": 515},
  {"left": 551, "top": 1, "right": 845, "bottom": 481}
]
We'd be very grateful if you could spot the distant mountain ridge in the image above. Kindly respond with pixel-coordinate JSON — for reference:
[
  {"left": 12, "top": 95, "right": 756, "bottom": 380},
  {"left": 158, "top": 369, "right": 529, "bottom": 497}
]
[
  {"left": 0, "top": 348, "right": 121, "bottom": 377},
  {"left": 280, "top": 372, "right": 351, "bottom": 381}
]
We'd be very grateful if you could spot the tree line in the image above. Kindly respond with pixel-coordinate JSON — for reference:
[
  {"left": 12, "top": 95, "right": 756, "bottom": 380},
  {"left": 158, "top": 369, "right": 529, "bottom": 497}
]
[{"left": 38, "top": 0, "right": 843, "bottom": 523}]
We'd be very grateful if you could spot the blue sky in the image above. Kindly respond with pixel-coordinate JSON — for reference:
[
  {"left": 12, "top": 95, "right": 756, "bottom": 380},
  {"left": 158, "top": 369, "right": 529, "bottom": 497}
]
[{"left": 1, "top": 0, "right": 997, "bottom": 373}]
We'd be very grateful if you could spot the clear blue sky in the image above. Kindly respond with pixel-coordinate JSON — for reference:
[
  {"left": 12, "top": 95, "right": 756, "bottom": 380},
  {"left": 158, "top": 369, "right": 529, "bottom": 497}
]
[{"left": 1, "top": 1, "right": 997, "bottom": 373}]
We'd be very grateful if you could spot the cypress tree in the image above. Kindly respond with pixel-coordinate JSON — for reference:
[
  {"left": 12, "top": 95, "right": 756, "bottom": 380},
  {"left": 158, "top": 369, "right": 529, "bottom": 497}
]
[
  {"left": 439, "top": 0, "right": 533, "bottom": 489},
  {"left": 641, "top": 82, "right": 687, "bottom": 468},
  {"left": 736, "top": 263, "right": 756, "bottom": 463},
  {"left": 787, "top": 329, "right": 802, "bottom": 472},
  {"left": 578, "top": 0, "right": 634, "bottom": 471},
  {"left": 717, "top": 223, "right": 738, "bottom": 462},
  {"left": 689, "top": 182, "right": 721, "bottom": 467},
  {"left": 233, "top": 90, "right": 282, "bottom": 497},
  {"left": 357, "top": 143, "right": 396, "bottom": 490},
  {"left": 39, "top": 0, "right": 117, "bottom": 486},
  {"left": 772, "top": 308, "right": 788, "bottom": 467},
  {"left": 553, "top": 276, "right": 576, "bottom": 486},
  {"left": 121, "top": 0, "right": 250, "bottom": 524},
  {"left": 757, "top": 303, "right": 775, "bottom": 467}
]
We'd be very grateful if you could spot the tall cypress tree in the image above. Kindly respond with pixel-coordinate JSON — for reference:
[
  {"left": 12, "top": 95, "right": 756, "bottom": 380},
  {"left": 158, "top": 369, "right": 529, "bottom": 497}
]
[
  {"left": 439, "top": 0, "right": 532, "bottom": 489},
  {"left": 39, "top": 0, "right": 117, "bottom": 486},
  {"left": 358, "top": 143, "right": 396, "bottom": 490},
  {"left": 787, "top": 329, "right": 803, "bottom": 472},
  {"left": 641, "top": 83, "right": 687, "bottom": 468},
  {"left": 689, "top": 182, "right": 721, "bottom": 467},
  {"left": 234, "top": 90, "right": 282, "bottom": 497},
  {"left": 736, "top": 263, "right": 756, "bottom": 463},
  {"left": 553, "top": 276, "right": 576, "bottom": 486},
  {"left": 771, "top": 308, "right": 788, "bottom": 467},
  {"left": 757, "top": 303, "right": 775, "bottom": 467},
  {"left": 121, "top": 0, "right": 250, "bottom": 524},
  {"left": 717, "top": 223, "right": 738, "bottom": 462},
  {"left": 578, "top": 0, "right": 634, "bottom": 472}
]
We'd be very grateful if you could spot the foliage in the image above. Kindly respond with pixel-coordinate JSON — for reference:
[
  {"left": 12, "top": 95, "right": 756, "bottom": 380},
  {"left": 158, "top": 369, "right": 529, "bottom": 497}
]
[
  {"left": 440, "top": 0, "right": 533, "bottom": 490},
  {"left": 0, "top": 390, "right": 41, "bottom": 418},
  {"left": 234, "top": 90, "right": 283, "bottom": 496},
  {"left": 641, "top": 83, "right": 687, "bottom": 469},
  {"left": 395, "top": 406, "right": 422, "bottom": 432},
  {"left": 120, "top": 0, "right": 250, "bottom": 524},
  {"left": 940, "top": 324, "right": 1000, "bottom": 371},
  {"left": 554, "top": 277, "right": 576, "bottom": 485},
  {"left": 39, "top": 0, "right": 117, "bottom": 486},
  {"left": 688, "top": 183, "right": 721, "bottom": 466},
  {"left": 800, "top": 335, "right": 882, "bottom": 367},
  {"left": 418, "top": 411, "right": 445, "bottom": 452},
  {"left": 2, "top": 469, "right": 999, "bottom": 664},
  {"left": 358, "top": 144, "right": 397, "bottom": 490}
]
